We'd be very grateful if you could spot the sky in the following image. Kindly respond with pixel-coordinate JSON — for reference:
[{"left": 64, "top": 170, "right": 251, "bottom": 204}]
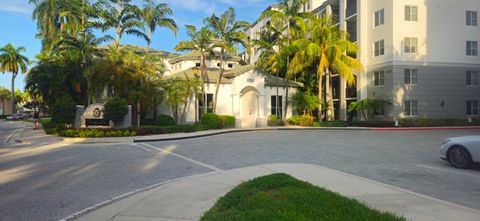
[{"left": 0, "top": 0, "right": 276, "bottom": 91}]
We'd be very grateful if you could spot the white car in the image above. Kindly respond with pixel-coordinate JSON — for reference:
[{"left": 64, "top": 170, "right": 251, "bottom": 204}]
[{"left": 441, "top": 136, "right": 480, "bottom": 169}]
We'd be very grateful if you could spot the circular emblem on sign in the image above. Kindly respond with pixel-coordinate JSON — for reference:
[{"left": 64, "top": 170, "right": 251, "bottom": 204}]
[{"left": 93, "top": 108, "right": 102, "bottom": 118}]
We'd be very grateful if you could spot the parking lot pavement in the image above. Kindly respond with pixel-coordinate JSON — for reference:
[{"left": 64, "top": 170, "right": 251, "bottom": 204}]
[
  {"left": 146, "top": 130, "right": 480, "bottom": 210},
  {"left": 0, "top": 142, "right": 211, "bottom": 221}
]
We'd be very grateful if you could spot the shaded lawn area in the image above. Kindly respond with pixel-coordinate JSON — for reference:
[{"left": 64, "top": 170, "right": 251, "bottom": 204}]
[{"left": 201, "top": 173, "right": 406, "bottom": 221}]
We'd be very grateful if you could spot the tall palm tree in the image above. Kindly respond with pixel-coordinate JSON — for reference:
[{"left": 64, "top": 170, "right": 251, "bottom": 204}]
[
  {"left": 175, "top": 25, "right": 216, "bottom": 115},
  {"left": 0, "top": 44, "right": 30, "bottom": 115},
  {"left": 258, "top": 0, "right": 308, "bottom": 120},
  {"left": 98, "top": 0, "right": 147, "bottom": 47},
  {"left": 29, "top": 0, "right": 82, "bottom": 51},
  {"left": 287, "top": 16, "right": 362, "bottom": 121},
  {"left": 0, "top": 87, "right": 10, "bottom": 115},
  {"left": 204, "top": 7, "right": 250, "bottom": 113},
  {"left": 142, "top": 0, "right": 177, "bottom": 50}
]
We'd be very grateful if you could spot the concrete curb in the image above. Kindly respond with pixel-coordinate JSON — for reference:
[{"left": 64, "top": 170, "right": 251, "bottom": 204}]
[{"left": 133, "top": 127, "right": 370, "bottom": 143}]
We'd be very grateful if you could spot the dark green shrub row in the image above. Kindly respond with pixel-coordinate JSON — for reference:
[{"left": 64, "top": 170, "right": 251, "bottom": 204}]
[
  {"left": 0, "top": 115, "right": 6, "bottom": 119},
  {"left": 201, "top": 113, "right": 221, "bottom": 129},
  {"left": 40, "top": 118, "right": 65, "bottom": 134},
  {"left": 399, "top": 118, "right": 480, "bottom": 127},
  {"left": 286, "top": 115, "right": 314, "bottom": 126},
  {"left": 349, "top": 121, "right": 396, "bottom": 127},
  {"left": 60, "top": 129, "right": 136, "bottom": 137},
  {"left": 135, "top": 125, "right": 206, "bottom": 136},
  {"left": 268, "top": 115, "right": 283, "bottom": 126},
  {"left": 314, "top": 121, "right": 349, "bottom": 127}
]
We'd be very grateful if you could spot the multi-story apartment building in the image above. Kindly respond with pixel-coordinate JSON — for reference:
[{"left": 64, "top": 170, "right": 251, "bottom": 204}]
[{"left": 248, "top": 0, "right": 480, "bottom": 121}]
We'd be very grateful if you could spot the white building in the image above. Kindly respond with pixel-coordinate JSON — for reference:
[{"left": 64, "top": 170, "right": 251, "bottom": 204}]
[
  {"left": 158, "top": 51, "right": 302, "bottom": 128},
  {"left": 247, "top": 0, "right": 480, "bottom": 121}
]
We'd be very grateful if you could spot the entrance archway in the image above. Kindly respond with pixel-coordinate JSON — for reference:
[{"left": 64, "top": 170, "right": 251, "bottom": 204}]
[{"left": 240, "top": 86, "right": 259, "bottom": 128}]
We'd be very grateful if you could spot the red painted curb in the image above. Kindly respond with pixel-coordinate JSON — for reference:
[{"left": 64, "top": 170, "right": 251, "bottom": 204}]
[{"left": 371, "top": 127, "right": 480, "bottom": 131}]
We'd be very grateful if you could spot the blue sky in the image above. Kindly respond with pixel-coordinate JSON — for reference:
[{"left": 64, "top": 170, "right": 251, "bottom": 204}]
[{"left": 0, "top": 0, "right": 276, "bottom": 91}]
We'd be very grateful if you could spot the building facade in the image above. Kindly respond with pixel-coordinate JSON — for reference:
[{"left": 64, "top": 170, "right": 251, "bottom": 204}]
[
  {"left": 248, "top": 0, "right": 480, "bottom": 121},
  {"left": 158, "top": 52, "right": 302, "bottom": 128}
]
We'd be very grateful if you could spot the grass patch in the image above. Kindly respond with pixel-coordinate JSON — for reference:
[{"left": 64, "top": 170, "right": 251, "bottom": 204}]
[{"left": 201, "top": 173, "right": 405, "bottom": 221}]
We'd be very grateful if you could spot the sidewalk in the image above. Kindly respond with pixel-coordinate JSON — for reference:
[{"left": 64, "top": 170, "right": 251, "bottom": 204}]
[{"left": 72, "top": 163, "right": 480, "bottom": 221}]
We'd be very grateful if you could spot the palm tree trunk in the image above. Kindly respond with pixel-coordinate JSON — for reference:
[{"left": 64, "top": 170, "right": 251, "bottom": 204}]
[
  {"left": 318, "top": 73, "right": 323, "bottom": 122},
  {"left": 327, "top": 73, "right": 335, "bottom": 121},
  {"left": 11, "top": 73, "right": 16, "bottom": 115},
  {"left": 213, "top": 49, "right": 224, "bottom": 114},
  {"left": 147, "top": 29, "right": 151, "bottom": 51},
  {"left": 201, "top": 52, "right": 207, "bottom": 115},
  {"left": 276, "top": 70, "right": 280, "bottom": 119},
  {"left": 325, "top": 73, "right": 332, "bottom": 121}
]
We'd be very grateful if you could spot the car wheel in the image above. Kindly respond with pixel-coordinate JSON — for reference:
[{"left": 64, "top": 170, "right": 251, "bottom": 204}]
[{"left": 448, "top": 146, "right": 472, "bottom": 169}]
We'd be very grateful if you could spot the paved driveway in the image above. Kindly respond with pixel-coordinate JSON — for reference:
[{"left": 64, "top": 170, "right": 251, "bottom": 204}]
[
  {"left": 147, "top": 130, "right": 480, "bottom": 210},
  {"left": 0, "top": 129, "right": 479, "bottom": 221}
]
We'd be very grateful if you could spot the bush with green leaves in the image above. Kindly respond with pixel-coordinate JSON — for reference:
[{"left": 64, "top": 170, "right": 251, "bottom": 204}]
[
  {"left": 60, "top": 129, "right": 136, "bottom": 137},
  {"left": 287, "top": 115, "right": 314, "bottom": 126},
  {"left": 201, "top": 113, "right": 221, "bottom": 129},
  {"left": 135, "top": 125, "right": 206, "bottom": 136},
  {"left": 399, "top": 118, "right": 480, "bottom": 127},
  {"left": 219, "top": 115, "right": 236, "bottom": 128},
  {"left": 104, "top": 96, "right": 129, "bottom": 124},
  {"left": 268, "top": 115, "right": 283, "bottom": 126},
  {"left": 155, "top": 114, "right": 176, "bottom": 126},
  {"left": 51, "top": 96, "right": 77, "bottom": 124}
]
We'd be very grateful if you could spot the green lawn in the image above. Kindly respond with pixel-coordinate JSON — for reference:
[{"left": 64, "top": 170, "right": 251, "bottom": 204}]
[{"left": 201, "top": 173, "right": 406, "bottom": 221}]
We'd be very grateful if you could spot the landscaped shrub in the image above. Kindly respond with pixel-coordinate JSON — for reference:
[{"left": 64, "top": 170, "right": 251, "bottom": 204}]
[
  {"left": 287, "top": 115, "right": 314, "bottom": 126},
  {"left": 318, "top": 121, "right": 349, "bottom": 127},
  {"left": 201, "top": 113, "right": 221, "bottom": 129},
  {"left": 219, "top": 115, "right": 236, "bottom": 128},
  {"left": 268, "top": 115, "right": 283, "bottom": 126},
  {"left": 348, "top": 121, "right": 395, "bottom": 127},
  {"left": 399, "top": 118, "right": 480, "bottom": 127},
  {"left": 51, "top": 95, "right": 77, "bottom": 124},
  {"left": 60, "top": 129, "right": 136, "bottom": 138},
  {"left": 104, "top": 96, "right": 128, "bottom": 124},
  {"left": 135, "top": 125, "right": 204, "bottom": 136},
  {"left": 155, "top": 114, "right": 176, "bottom": 126}
]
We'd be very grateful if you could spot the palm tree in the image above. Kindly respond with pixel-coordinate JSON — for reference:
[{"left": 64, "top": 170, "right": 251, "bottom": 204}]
[
  {"left": 0, "top": 87, "right": 10, "bottom": 116},
  {"left": 175, "top": 25, "right": 216, "bottom": 115},
  {"left": 98, "top": 0, "right": 147, "bottom": 47},
  {"left": 0, "top": 44, "right": 29, "bottom": 115},
  {"left": 204, "top": 7, "right": 250, "bottom": 113},
  {"left": 287, "top": 16, "right": 362, "bottom": 121},
  {"left": 142, "top": 0, "right": 177, "bottom": 50},
  {"left": 29, "top": 0, "right": 83, "bottom": 51}
]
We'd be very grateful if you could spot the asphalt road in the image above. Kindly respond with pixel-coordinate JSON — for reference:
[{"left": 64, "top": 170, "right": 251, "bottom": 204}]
[
  {"left": 0, "top": 129, "right": 479, "bottom": 221},
  {"left": 0, "top": 121, "right": 22, "bottom": 146}
]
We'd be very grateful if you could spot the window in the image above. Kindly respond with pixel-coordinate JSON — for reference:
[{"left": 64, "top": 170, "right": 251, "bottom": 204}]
[
  {"left": 466, "top": 11, "right": 478, "bottom": 26},
  {"left": 374, "top": 71, "right": 385, "bottom": 86},
  {"left": 405, "top": 100, "right": 418, "bottom": 116},
  {"left": 271, "top": 96, "right": 283, "bottom": 116},
  {"left": 374, "top": 9, "right": 384, "bottom": 27},
  {"left": 217, "top": 63, "right": 221, "bottom": 67},
  {"left": 198, "top": 93, "right": 214, "bottom": 118},
  {"left": 228, "top": 63, "right": 233, "bottom": 68},
  {"left": 405, "top": 6, "right": 418, "bottom": 21},
  {"left": 374, "top": 40, "right": 385, "bottom": 57},
  {"left": 467, "top": 71, "right": 479, "bottom": 86},
  {"left": 304, "top": 1, "right": 311, "bottom": 11},
  {"left": 404, "top": 69, "right": 418, "bottom": 85},
  {"left": 195, "top": 62, "right": 201, "bottom": 67},
  {"left": 467, "top": 100, "right": 479, "bottom": 116},
  {"left": 466, "top": 41, "right": 478, "bottom": 56},
  {"left": 404, "top": 37, "right": 418, "bottom": 53}
]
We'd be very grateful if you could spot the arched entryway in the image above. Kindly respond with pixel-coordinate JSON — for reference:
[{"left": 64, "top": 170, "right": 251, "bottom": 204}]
[{"left": 240, "top": 86, "right": 260, "bottom": 128}]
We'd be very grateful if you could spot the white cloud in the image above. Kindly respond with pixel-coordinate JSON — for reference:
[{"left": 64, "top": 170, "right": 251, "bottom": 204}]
[{"left": 0, "top": 0, "right": 33, "bottom": 15}]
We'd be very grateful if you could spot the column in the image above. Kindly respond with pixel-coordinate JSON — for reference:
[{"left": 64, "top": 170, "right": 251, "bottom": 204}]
[
  {"left": 339, "top": 0, "right": 348, "bottom": 121},
  {"left": 232, "top": 94, "right": 241, "bottom": 128},
  {"left": 258, "top": 95, "right": 266, "bottom": 127}
]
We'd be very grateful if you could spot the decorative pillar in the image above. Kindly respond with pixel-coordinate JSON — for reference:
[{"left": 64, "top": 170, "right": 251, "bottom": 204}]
[
  {"left": 232, "top": 94, "right": 241, "bottom": 128},
  {"left": 339, "top": 0, "right": 348, "bottom": 121},
  {"left": 258, "top": 95, "right": 266, "bottom": 127}
]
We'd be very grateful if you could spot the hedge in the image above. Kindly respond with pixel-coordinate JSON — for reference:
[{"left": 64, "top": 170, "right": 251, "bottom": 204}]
[
  {"left": 399, "top": 118, "right": 480, "bottom": 127},
  {"left": 219, "top": 115, "right": 236, "bottom": 128},
  {"left": 287, "top": 115, "right": 314, "bottom": 126},
  {"left": 348, "top": 121, "right": 396, "bottom": 127},
  {"left": 155, "top": 114, "right": 176, "bottom": 126},
  {"left": 268, "top": 115, "right": 283, "bottom": 126},
  {"left": 135, "top": 125, "right": 206, "bottom": 136},
  {"left": 60, "top": 129, "right": 136, "bottom": 137},
  {"left": 201, "top": 113, "right": 221, "bottom": 129}
]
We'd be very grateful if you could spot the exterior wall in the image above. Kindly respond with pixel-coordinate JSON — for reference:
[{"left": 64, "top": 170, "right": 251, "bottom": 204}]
[
  {"left": 166, "top": 59, "right": 241, "bottom": 76},
  {"left": 156, "top": 69, "right": 298, "bottom": 127},
  {"left": 0, "top": 99, "right": 13, "bottom": 116},
  {"left": 369, "top": 63, "right": 480, "bottom": 120}
]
